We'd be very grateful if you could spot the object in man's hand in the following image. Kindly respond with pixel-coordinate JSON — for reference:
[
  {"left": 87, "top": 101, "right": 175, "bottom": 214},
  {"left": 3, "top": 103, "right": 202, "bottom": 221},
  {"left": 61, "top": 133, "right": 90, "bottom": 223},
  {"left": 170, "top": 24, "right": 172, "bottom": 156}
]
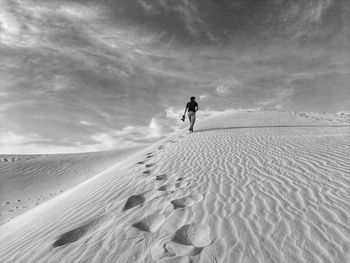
[{"left": 181, "top": 115, "right": 185, "bottom": 121}]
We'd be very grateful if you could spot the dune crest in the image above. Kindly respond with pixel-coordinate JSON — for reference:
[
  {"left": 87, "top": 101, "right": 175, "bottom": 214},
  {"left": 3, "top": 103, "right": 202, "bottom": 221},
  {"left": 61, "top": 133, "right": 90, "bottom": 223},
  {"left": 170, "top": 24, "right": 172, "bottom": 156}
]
[{"left": 0, "top": 110, "right": 349, "bottom": 262}]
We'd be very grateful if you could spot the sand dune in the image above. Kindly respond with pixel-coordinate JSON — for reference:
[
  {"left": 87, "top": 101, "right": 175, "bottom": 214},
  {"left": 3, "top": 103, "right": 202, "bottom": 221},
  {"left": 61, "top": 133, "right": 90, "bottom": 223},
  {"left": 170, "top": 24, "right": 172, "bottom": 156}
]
[
  {"left": 0, "top": 110, "right": 349, "bottom": 263},
  {"left": 0, "top": 147, "right": 145, "bottom": 224}
]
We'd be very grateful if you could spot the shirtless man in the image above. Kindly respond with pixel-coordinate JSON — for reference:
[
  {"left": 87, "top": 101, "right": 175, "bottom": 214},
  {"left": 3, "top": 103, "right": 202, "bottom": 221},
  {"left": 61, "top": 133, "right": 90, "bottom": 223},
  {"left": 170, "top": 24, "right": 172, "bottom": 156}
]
[{"left": 183, "top": 96, "right": 199, "bottom": 132}]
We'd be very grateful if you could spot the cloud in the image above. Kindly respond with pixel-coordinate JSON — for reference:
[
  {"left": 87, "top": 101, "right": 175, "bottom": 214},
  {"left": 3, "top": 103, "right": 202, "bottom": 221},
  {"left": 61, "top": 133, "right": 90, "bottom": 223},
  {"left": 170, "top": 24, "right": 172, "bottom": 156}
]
[
  {"left": 257, "top": 88, "right": 293, "bottom": 108},
  {"left": 109, "top": 0, "right": 343, "bottom": 44},
  {"left": 80, "top": 121, "right": 93, "bottom": 126},
  {"left": 91, "top": 133, "right": 131, "bottom": 149},
  {"left": 87, "top": 117, "right": 167, "bottom": 152},
  {"left": 148, "top": 117, "right": 162, "bottom": 137},
  {"left": 214, "top": 77, "right": 244, "bottom": 96},
  {"left": 0, "top": 2, "right": 22, "bottom": 41},
  {"left": 0, "top": 1, "right": 47, "bottom": 47},
  {"left": 215, "top": 84, "right": 230, "bottom": 95},
  {"left": 138, "top": 0, "right": 159, "bottom": 15},
  {"left": 0, "top": 131, "right": 53, "bottom": 153},
  {"left": 199, "top": 94, "right": 208, "bottom": 100},
  {"left": 281, "top": 0, "right": 334, "bottom": 24},
  {"left": 0, "top": 132, "right": 47, "bottom": 145},
  {"left": 279, "top": 0, "right": 339, "bottom": 40},
  {"left": 57, "top": 4, "right": 105, "bottom": 20},
  {"left": 52, "top": 75, "right": 74, "bottom": 91}
]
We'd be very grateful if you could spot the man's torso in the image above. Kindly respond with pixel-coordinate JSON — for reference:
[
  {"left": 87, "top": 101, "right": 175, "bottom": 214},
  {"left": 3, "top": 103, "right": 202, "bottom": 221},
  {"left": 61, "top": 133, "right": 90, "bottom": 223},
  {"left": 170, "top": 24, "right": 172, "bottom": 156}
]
[{"left": 187, "top": 101, "right": 198, "bottom": 112}]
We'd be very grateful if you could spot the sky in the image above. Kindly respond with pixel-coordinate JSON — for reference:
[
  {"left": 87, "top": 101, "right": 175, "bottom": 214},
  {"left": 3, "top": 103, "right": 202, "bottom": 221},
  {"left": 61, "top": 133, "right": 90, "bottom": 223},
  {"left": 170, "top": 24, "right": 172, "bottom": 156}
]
[{"left": 0, "top": 0, "right": 349, "bottom": 154}]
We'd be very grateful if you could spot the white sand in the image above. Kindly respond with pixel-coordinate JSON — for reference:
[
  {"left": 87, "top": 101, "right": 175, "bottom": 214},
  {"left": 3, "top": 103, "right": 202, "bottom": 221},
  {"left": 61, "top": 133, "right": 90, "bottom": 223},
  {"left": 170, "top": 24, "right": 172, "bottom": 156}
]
[
  {"left": 0, "top": 147, "right": 145, "bottom": 224},
  {"left": 0, "top": 110, "right": 349, "bottom": 263}
]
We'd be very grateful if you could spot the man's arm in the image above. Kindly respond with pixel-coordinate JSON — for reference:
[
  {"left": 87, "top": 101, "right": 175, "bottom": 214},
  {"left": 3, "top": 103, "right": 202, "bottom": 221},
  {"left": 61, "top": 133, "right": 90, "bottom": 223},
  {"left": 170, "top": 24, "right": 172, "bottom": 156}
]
[
  {"left": 195, "top": 103, "right": 199, "bottom": 112},
  {"left": 181, "top": 105, "right": 188, "bottom": 121},
  {"left": 184, "top": 104, "right": 188, "bottom": 115}
]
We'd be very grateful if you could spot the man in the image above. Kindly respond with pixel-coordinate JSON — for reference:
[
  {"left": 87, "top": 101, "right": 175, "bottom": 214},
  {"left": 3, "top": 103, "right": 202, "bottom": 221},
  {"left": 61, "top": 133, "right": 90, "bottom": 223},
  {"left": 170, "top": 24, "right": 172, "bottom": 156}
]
[{"left": 183, "top": 96, "right": 199, "bottom": 132}]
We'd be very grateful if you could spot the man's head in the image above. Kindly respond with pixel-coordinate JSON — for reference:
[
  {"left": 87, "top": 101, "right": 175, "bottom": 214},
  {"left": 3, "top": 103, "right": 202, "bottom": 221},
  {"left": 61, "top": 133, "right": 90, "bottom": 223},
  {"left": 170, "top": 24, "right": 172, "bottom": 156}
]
[{"left": 190, "top": 96, "right": 195, "bottom": 102}]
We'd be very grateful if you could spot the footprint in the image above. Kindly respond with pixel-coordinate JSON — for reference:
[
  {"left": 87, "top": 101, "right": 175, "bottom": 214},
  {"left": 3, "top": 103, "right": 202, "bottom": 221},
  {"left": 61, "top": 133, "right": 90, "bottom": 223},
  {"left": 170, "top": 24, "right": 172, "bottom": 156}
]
[
  {"left": 173, "top": 223, "right": 211, "bottom": 247},
  {"left": 122, "top": 194, "right": 145, "bottom": 211},
  {"left": 137, "top": 161, "right": 145, "bottom": 165},
  {"left": 151, "top": 237, "right": 174, "bottom": 260},
  {"left": 156, "top": 174, "right": 167, "bottom": 181},
  {"left": 143, "top": 170, "right": 151, "bottom": 175},
  {"left": 158, "top": 146, "right": 165, "bottom": 150},
  {"left": 132, "top": 212, "right": 166, "bottom": 232},
  {"left": 52, "top": 222, "right": 92, "bottom": 247},
  {"left": 176, "top": 178, "right": 184, "bottom": 181},
  {"left": 0, "top": 157, "right": 21, "bottom": 163},
  {"left": 158, "top": 183, "right": 179, "bottom": 192},
  {"left": 145, "top": 163, "right": 155, "bottom": 168},
  {"left": 165, "top": 242, "right": 203, "bottom": 257},
  {"left": 151, "top": 223, "right": 211, "bottom": 260},
  {"left": 171, "top": 194, "right": 204, "bottom": 209}
]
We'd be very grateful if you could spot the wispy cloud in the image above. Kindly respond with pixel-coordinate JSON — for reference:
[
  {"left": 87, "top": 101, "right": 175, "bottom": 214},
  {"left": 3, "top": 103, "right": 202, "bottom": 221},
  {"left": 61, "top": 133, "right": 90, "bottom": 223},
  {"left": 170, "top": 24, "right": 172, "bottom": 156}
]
[
  {"left": 80, "top": 121, "right": 94, "bottom": 126},
  {"left": 0, "top": 132, "right": 48, "bottom": 145},
  {"left": 199, "top": 94, "right": 208, "bottom": 100}
]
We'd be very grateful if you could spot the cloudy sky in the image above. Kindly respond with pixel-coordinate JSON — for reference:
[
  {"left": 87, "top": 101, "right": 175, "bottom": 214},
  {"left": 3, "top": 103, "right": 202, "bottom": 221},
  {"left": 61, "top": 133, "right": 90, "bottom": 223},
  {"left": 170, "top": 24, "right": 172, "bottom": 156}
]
[{"left": 1, "top": 0, "right": 349, "bottom": 153}]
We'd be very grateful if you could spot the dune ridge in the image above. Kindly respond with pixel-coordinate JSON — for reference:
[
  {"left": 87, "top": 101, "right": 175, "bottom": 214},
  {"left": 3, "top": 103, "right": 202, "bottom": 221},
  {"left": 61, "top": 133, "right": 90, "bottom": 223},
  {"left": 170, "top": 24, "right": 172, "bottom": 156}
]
[{"left": 0, "top": 110, "right": 349, "bottom": 262}]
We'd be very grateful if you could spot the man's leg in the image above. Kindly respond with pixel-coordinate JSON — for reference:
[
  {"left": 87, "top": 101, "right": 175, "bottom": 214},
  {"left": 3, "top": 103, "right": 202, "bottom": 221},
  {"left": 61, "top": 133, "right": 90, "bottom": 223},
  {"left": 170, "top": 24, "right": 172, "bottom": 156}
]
[
  {"left": 188, "top": 112, "right": 193, "bottom": 131},
  {"left": 189, "top": 113, "right": 196, "bottom": 131}
]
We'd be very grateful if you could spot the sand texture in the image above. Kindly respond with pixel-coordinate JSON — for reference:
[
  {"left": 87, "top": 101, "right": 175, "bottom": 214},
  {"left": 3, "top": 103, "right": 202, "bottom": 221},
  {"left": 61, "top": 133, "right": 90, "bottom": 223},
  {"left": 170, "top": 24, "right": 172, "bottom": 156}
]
[
  {"left": 0, "top": 147, "right": 144, "bottom": 224},
  {"left": 0, "top": 110, "right": 349, "bottom": 263}
]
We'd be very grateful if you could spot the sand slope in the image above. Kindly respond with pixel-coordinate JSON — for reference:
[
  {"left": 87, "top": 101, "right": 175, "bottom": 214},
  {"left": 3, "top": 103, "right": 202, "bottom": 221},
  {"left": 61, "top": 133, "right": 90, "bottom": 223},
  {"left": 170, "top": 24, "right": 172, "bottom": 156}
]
[
  {"left": 0, "top": 110, "right": 349, "bottom": 263},
  {"left": 0, "top": 147, "right": 144, "bottom": 224}
]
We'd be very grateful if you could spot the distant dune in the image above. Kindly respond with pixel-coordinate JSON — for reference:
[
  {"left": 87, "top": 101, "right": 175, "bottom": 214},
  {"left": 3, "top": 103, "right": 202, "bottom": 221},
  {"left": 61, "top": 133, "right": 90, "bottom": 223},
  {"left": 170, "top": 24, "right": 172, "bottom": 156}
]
[
  {"left": 0, "top": 147, "right": 145, "bottom": 224},
  {"left": 0, "top": 110, "right": 349, "bottom": 263}
]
